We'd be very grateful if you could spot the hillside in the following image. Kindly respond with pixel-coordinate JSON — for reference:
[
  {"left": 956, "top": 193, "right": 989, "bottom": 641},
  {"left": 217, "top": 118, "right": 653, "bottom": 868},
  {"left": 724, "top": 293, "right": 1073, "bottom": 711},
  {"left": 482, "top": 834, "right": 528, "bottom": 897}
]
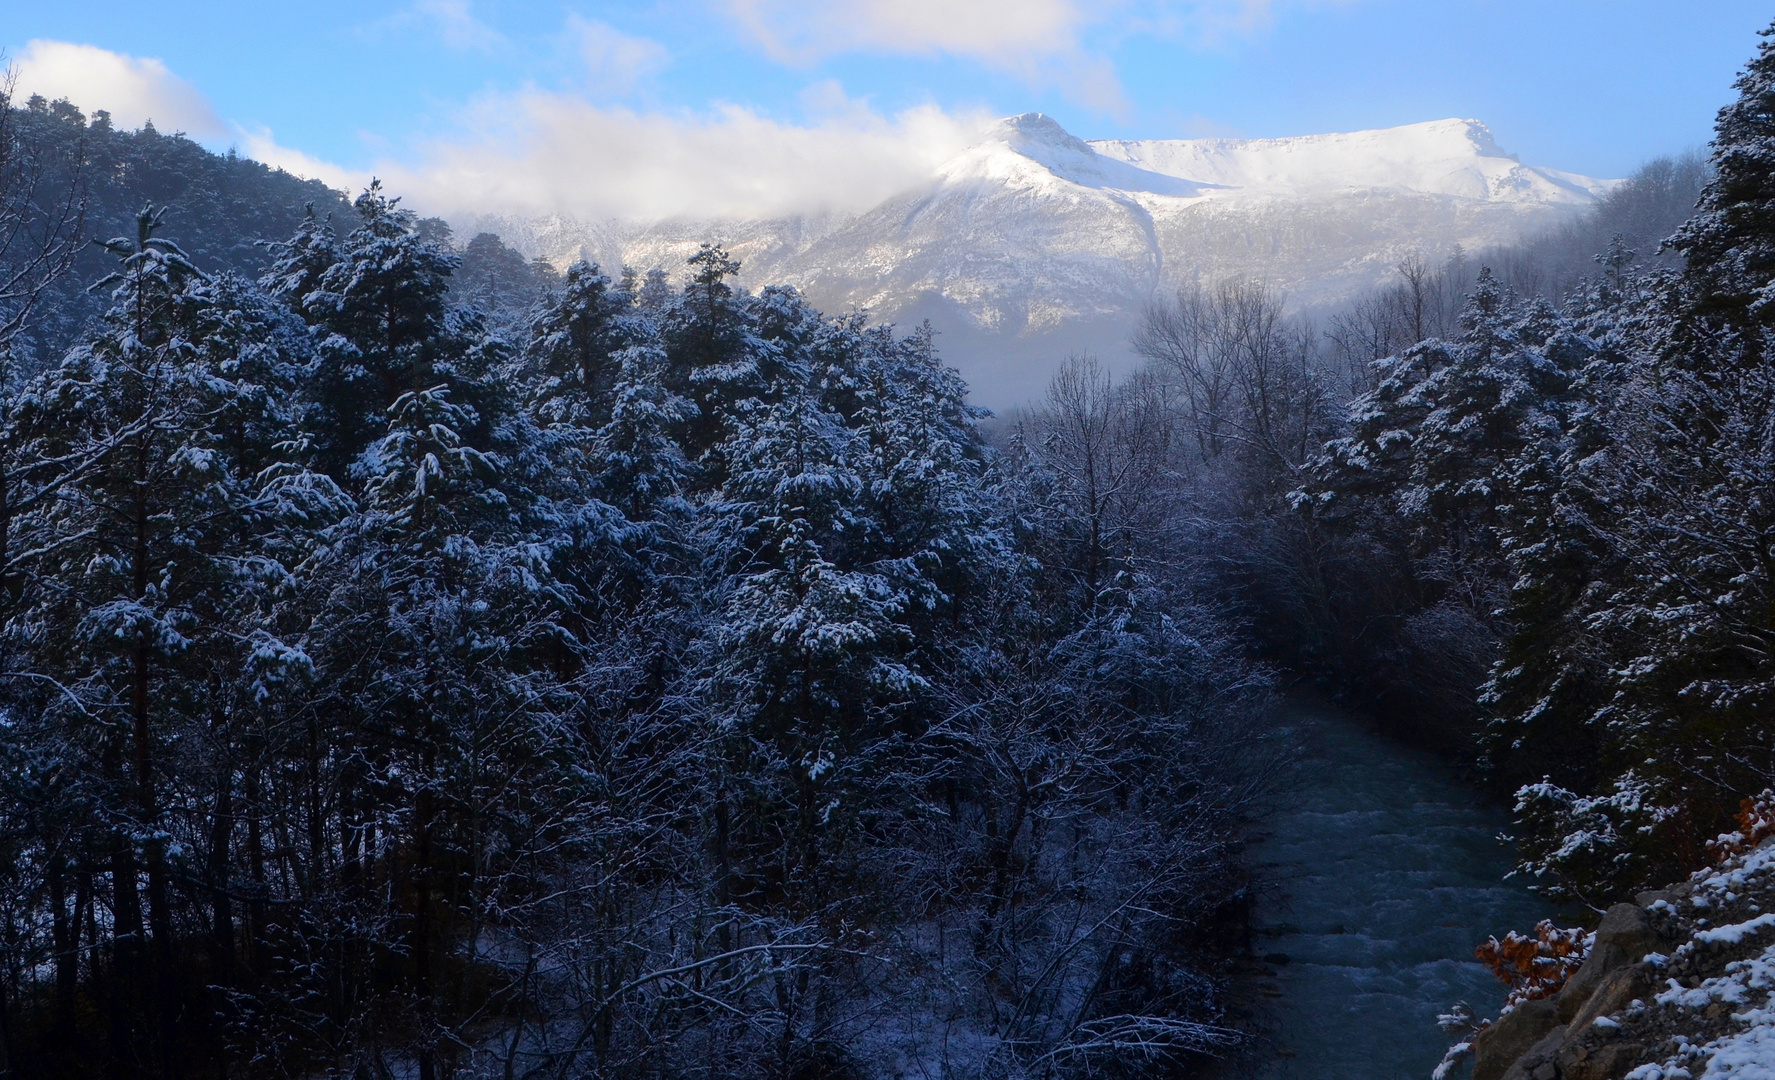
[{"left": 10, "top": 95, "right": 351, "bottom": 368}]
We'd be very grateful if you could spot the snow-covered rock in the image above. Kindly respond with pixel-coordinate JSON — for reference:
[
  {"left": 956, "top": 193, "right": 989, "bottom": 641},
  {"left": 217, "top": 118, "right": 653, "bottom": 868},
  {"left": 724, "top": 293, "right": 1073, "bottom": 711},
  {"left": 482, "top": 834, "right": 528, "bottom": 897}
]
[
  {"left": 1462, "top": 841, "right": 1775, "bottom": 1080},
  {"left": 457, "top": 115, "right": 1613, "bottom": 406}
]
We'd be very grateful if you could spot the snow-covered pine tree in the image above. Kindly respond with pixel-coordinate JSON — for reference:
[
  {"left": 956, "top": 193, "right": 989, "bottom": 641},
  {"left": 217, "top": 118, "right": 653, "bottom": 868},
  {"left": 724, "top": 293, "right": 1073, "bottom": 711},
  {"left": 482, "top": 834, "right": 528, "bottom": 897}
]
[
  {"left": 1297, "top": 272, "right": 1597, "bottom": 749},
  {"left": 10, "top": 205, "right": 292, "bottom": 1071},
  {"left": 1494, "top": 20, "right": 1775, "bottom": 901},
  {"left": 1314, "top": 272, "right": 1584, "bottom": 574},
  {"left": 270, "top": 182, "right": 472, "bottom": 475},
  {"left": 525, "top": 260, "right": 646, "bottom": 431},
  {"left": 513, "top": 260, "right": 689, "bottom": 615},
  {"left": 820, "top": 317, "right": 1000, "bottom": 637},
  {"left": 659, "top": 244, "right": 766, "bottom": 476},
  {"left": 1670, "top": 19, "right": 1775, "bottom": 341},
  {"left": 270, "top": 381, "right": 570, "bottom": 1078},
  {"left": 453, "top": 231, "right": 557, "bottom": 329}
]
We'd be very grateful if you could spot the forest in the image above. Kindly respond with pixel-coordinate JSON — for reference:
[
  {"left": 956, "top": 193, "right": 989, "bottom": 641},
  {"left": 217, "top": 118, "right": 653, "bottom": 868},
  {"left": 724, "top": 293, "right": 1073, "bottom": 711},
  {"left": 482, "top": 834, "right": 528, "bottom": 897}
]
[{"left": 3, "top": 17, "right": 1775, "bottom": 1080}]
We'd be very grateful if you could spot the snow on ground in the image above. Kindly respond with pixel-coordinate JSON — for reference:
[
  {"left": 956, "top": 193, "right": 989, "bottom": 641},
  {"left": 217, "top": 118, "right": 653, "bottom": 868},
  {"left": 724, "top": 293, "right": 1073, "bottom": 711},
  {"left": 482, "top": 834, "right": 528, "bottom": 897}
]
[{"left": 1614, "top": 845, "right": 1775, "bottom": 1078}]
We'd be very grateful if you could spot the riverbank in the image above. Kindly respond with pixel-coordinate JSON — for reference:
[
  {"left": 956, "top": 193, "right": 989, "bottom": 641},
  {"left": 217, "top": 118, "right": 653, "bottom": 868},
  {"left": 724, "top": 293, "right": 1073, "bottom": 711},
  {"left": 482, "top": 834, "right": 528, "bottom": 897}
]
[{"left": 1468, "top": 813, "right": 1775, "bottom": 1080}]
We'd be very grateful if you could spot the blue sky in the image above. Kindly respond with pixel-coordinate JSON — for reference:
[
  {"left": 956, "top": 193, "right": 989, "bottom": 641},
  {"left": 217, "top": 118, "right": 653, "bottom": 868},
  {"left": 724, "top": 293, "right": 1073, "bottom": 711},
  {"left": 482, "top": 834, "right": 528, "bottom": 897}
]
[{"left": 6, "top": 1, "right": 1771, "bottom": 219}]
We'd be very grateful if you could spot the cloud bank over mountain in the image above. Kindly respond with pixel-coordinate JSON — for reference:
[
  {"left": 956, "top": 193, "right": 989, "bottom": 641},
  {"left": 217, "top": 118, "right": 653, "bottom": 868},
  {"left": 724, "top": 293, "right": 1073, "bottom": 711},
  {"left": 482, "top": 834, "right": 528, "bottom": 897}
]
[
  {"left": 461, "top": 112, "right": 1613, "bottom": 405},
  {"left": 374, "top": 91, "right": 992, "bottom": 221},
  {"left": 8, "top": 39, "right": 993, "bottom": 222}
]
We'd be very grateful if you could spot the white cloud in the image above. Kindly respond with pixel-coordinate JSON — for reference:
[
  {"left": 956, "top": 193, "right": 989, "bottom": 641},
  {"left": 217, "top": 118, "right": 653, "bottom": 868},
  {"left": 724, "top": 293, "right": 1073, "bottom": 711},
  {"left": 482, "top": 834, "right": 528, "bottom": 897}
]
[
  {"left": 8, "top": 40, "right": 365, "bottom": 191},
  {"left": 403, "top": 0, "right": 506, "bottom": 52},
  {"left": 4, "top": 37, "right": 992, "bottom": 225},
  {"left": 235, "top": 126, "right": 369, "bottom": 192},
  {"left": 373, "top": 87, "right": 992, "bottom": 221},
  {"left": 708, "top": 0, "right": 1349, "bottom": 112},
  {"left": 568, "top": 17, "right": 670, "bottom": 97},
  {"left": 11, "top": 39, "right": 227, "bottom": 139},
  {"left": 6, "top": 39, "right": 368, "bottom": 195},
  {"left": 719, "top": 0, "right": 1086, "bottom": 66}
]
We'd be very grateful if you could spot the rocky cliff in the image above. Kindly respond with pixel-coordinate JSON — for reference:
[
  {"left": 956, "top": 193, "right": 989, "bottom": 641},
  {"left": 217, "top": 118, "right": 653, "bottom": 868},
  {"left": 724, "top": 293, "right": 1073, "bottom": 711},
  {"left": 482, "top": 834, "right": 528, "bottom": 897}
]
[{"left": 1467, "top": 838, "right": 1775, "bottom": 1079}]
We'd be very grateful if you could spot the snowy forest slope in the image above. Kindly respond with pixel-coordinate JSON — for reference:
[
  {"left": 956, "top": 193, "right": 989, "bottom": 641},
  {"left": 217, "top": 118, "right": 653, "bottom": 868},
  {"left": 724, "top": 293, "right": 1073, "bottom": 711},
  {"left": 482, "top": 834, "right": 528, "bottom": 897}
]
[{"left": 0, "top": 88, "right": 1278, "bottom": 1080}]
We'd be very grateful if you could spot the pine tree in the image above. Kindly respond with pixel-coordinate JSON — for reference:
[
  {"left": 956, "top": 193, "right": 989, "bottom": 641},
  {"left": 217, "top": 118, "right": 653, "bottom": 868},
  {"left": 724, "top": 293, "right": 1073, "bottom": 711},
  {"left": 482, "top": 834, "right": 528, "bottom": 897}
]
[
  {"left": 660, "top": 244, "right": 765, "bottom": 474},
  {"left": 1499, "top": 20, "right": 1775, "bottom": 901},
  {"left": 1316, "top": 272, "right": 1584, "bottom": 572},
  {"left": 275, "top": 182, "right": 468, "bottom": 474},
  {"left": 525, "top": 260, "right": 646, "bottom": 431},
  {"left": 17, "top": 205, "right": 257, "bottom": 1074},
  {"left": 1670, "top": 18, "right": 1775, "bottom": 337},
  {"left": 271, "top": 382, "right": 567, "bottom": 1077},
  {"left": 453, "top": 232, "right": 558, "bottom": 329}
]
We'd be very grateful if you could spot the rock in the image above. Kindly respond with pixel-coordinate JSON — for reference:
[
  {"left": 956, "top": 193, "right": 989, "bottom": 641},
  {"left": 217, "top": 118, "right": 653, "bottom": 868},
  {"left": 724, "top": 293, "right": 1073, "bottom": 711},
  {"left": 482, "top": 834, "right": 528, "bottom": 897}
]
[
  {"left": 1567, "top": 964, "right": 1651, "bottom": 1034},
  {"left": 1556, "top": 904, "right": 1667, "bottom": 1023},
  {"left": 1474, "top": 999, "right": 1560, "bottom": 1080},
  {"left": 1479, "top": 907, "right": 1674, "bottom": 1080},
  {"left": 1500, "top": 1024, "right": 1567, "bottom": 1080},
  {"left": 1558, "top": 1042, "right": 1646, "bottom": 1080},
  {"left": 1554, "top": 968, "right": 1654, "bottom": 1080},
  {"left": 1636, "top": 889, "right": 1674, "bottom": 907}
]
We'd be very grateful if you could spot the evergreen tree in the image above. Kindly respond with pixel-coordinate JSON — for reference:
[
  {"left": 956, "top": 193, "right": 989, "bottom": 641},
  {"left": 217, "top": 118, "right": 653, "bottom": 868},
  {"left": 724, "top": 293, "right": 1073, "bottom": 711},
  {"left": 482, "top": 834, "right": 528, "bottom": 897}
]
[
  {"left": 270, "top": 183, "right": 469, "bottom": 474},
  {"left": 453, "top": 231, "right": 557, "bottom": 327},
  {"left": 1494, "top": 19, "right": 1775, "bottom": 901},
  {"left": 1670, "top": 20, "right": 1775, "bottom": 338},
  {"left": 13, "top": 205, "right": 320, "bottom": 1075},
  {"left": 660, "top": 244, "right": 765, "bottom": 473},
  {"left": 0, "top": 166, "right": 1274, "bottom": 1077},
  {"left": 525, "top": 261, "right": 646, "bottom": 431}
]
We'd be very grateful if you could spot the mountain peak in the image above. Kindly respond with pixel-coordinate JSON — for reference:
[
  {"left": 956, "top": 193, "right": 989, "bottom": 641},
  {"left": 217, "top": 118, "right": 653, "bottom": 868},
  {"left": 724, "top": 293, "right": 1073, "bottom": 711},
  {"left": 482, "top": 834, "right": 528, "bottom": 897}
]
[
  {"left": 1443, "top": 118, "right": 1506, "bottom": 157},
  {"left": 987, "top": 113, "right": 1097, "bottom": 158},
  {"left": 931, "top": 115, "right": 1609, "bottom": 208},
  {"left": 938, "top": 113, "right": 1215, "bottom": 198}
]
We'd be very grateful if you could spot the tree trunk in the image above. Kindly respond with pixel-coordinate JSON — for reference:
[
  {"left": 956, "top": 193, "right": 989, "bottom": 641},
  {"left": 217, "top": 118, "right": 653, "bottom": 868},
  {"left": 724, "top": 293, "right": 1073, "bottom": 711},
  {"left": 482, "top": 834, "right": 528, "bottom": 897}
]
[
  {"left": 305, "top": 719, "right": 323, "bottom": 896},
  {"left": 50, "top": 854, "right": 77, "bottom": 1040},
  {"left": 413, "top": 736, "right": 437, "bottom": 1080},
  {"left": 108, "top": 838, "right": 143, "bottom": 1080},
  {"left": 130, "top": 453, "right": 177, "bottom": 1080},
  {"left": 244, "top": 762, "right": 267, "bottom": 975},
  {"left": 208, "top": 767, "right": 236, "bottom": 982},
  {"left": 0, "top": 952, "right": 16, "bottom": 1080}
]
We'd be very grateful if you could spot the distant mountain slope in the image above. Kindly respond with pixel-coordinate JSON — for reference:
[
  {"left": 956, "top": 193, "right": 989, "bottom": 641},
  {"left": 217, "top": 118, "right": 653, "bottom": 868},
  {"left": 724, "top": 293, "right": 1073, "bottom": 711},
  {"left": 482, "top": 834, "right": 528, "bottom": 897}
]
[
  {"left": 462, "top": 115, "right": 1614, "bottom": 406},
  {"left": 13, "top": 97, "right": 350, "bottom": 367}
]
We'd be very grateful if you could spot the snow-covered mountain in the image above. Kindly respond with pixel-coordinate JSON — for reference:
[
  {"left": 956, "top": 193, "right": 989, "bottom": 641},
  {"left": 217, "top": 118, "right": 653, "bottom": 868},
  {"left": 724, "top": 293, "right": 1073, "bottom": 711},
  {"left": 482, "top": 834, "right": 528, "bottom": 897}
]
[
  {"left": 459, "top": 115, "right": 1614, "bottom": 406},
  {"left": 1090, "top": 118, "right": 1609, "bottom": 203}
]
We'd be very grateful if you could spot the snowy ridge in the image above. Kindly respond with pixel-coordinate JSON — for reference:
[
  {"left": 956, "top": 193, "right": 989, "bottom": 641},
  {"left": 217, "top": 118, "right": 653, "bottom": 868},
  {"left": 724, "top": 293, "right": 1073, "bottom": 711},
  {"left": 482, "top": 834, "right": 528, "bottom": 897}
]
[{"left": 1089, "top": 118, "right": 1612, "bottom": 205}]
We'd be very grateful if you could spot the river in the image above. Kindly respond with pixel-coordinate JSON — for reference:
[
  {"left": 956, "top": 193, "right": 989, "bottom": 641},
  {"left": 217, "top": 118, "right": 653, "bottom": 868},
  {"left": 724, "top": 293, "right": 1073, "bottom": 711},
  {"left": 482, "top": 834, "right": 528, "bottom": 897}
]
[{"left": 1238, "top": 698, "right": 1557, "bottom": 1080}]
